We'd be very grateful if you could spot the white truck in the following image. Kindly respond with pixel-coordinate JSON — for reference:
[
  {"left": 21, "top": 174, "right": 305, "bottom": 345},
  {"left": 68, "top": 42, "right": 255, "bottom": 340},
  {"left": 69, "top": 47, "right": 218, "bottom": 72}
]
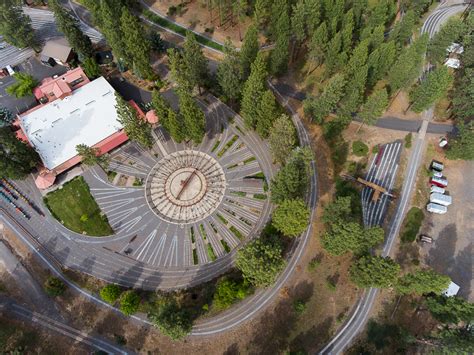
[
  {"left": 427, "top": 203, "right": 448, "bottom": 214},
  {"left": 430, "top": 185, "right": 445, "bottom": 194},
  {"left": 430, "top": 193, "right": 452, "bottom": 207}
]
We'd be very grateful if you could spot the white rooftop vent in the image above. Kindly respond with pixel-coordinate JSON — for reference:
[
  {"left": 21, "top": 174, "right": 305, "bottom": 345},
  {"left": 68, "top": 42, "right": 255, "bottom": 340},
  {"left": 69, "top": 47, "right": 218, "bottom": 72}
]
[{"left": 445, "top": 58, "right": 460, "bottom": 69}]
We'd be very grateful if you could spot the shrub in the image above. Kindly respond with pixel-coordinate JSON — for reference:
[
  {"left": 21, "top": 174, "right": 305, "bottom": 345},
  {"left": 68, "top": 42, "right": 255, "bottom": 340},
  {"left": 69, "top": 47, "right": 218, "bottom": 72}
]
[
  {"left": 44, "top": 276, "right": 66, "bottom": 296},
  {"left": 308, "top": 258, "right": 321, "bottom": 271},
  {"left": 404, "top": 133, "right": 412, "bottom": 148},
  {"left": 148, "top": 299, "right": 192, "bottom": 340},
  {"left": 400, "top": 207, "right": 424, "bottom": 243},
  {"left": 100, "top": 284, "right": 121, "bottom": 304},
  {"left": 293, "top": 300, "right": 307, "bottom": 314},
  {"left": 120, "top": 290, "right": 140, "bottom": 315},
  {"left": 352, "top": 141, "right": 369, "bottom": 157},
  {"left": 213, "top": 277, "right": 252, "bottom": 310}
]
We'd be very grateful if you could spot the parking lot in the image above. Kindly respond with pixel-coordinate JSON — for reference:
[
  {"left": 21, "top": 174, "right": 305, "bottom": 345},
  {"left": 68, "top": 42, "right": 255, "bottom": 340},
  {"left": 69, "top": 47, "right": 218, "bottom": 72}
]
[
  {"left": 0, "top": 57, "right": 66, "bottom": 114},
  {"left": 420, "top": 160, "right": 473, "bottom": 301}
]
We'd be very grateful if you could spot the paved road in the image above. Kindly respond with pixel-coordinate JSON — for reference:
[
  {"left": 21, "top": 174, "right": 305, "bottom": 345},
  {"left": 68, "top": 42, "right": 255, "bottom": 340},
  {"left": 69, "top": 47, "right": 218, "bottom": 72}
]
[
  {"left": 0, "top": 296, "right": 130, "bottom": 354},
  {"left": 319, "top": 3, "right": 468, "bottom": 354}
]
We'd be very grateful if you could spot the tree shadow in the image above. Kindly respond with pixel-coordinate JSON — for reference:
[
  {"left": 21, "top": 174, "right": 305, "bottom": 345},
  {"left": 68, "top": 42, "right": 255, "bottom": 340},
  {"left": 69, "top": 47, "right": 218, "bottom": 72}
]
[{"left": 290, "top": 316, "right": 334, "bottom": 353}]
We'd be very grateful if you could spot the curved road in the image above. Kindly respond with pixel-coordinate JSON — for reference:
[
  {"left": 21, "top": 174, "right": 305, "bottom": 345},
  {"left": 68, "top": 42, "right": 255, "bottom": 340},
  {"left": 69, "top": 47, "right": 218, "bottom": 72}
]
[{"left": 319, "top": 3, "right": 468, "bottom": 354}]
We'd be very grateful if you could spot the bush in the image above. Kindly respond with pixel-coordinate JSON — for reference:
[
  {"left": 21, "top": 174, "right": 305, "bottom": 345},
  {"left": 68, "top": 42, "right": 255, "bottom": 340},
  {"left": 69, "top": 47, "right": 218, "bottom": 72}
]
[
  {"left": 308, "top": 257, "right": 321, "bottom": 271},
  {"left": 44, "top": 276, "right": 66, "bottom": 297},
  {"left": 404, "top": 133, "right": 412, "bottom": 148},
  {"left": 213, "top": 277, "right": 252, "bottom": 310},
  {"left": 352, "top": 141, "right": 369, "bottom": 157},
  {"left": 100, "top": 284, "right": 121, "bottom": 304},
  {"left": 119, "top": 290, "right": 140, "bottom": 315},
  {"left": 400, "top": 207, "right": 424, "bottom": 243},
  {"left": 293, "top": 300, "right": 307, "bottom": 314},
  {"left": 271, "top": 199, "right": 310, "bottom": 237},
  {"left": 148, "top": 299, "right": 192, "bottom": 340}
]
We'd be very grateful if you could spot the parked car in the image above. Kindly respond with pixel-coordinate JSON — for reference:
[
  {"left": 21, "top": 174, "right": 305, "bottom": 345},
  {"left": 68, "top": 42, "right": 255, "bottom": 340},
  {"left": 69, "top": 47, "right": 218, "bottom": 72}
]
[
  {"left": 419, "top": 234, "right": 433, "bottom": 243},
  {"left": 432, "top": 171, "right": 443, "bottom": 178},
  {"left": 431, "top": 160, "right": 444, "bottom": 172},
  {"left": 430, "top": 176, "right": 448, "bottom": 187},
  {"left": 430, "top": 193, "right": 452, "bottom": 206},
  {"left": 430, "top": 185, "right": 445, "bottom": 194},
  {"left": 426, "top": 203, "right": 448, "bottom": 214}
]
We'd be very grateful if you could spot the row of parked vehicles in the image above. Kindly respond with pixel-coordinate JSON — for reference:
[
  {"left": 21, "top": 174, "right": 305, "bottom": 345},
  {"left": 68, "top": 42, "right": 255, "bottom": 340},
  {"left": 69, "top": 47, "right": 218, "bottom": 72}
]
[{"left": 426, "top": 160, "right": 451, "bottom": 214}]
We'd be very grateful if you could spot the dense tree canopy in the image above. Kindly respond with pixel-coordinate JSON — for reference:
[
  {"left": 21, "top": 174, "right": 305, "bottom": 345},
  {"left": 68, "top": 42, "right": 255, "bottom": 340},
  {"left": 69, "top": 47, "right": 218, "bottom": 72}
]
[
  {"left": 446, "top": 121, "right": 474, "bottom": 161},
  {"left": 0, "top": 127, "right": 39, "bottom": 179},
  {"left": 409, "top": 66, "right": 453, "bottom": 113},
  {"left": 268, "top": 114, "right": 297, "bottom": 164},
  {"left": 213, "top": 277, "right": 252, "bottom": 310},
  {"left": 177, "top": 88, "right": 206, "bottom": 144},
  {"left": 240, "top": 24, "right": 259, "bottom": 78},
  {"left": 427, "top": 18, "right": 466, "bottom": 64},
  {"left": 76, "top": 144, "right": 108, "bottom": 168},
  {"left": 49, "top": 0, "right": 94, "bottom": 58},
  {"left": 148, "top": 299, "right": 192, "bottom": 340},
  {"left": 100, "top": 0, "right": 129, "bottom": 65},
  {"left": 396, "top": 269, "right": 450, "bottom": 295},
  {"left": 115, "top": 93, "right": 153, "bottom": 148},
  {"left": 350, "top": 256, "right": 400, "bottom": 288},
  {"left": 217, "top": 40, "right": 244, "bottom": 103},
  {"left": 425, "top": 295, "right": 474, "bottom": 324},
  {"left": 270, "top": 147, "right": 312, "bottom": 204},
  {"left": 6, "top": 73, "right": 39, "bottom": 98},
  {"left": 241, "top": 52, "right": 267, "bottom": 128},
  {"left": 99, "top": 284, "right": 121, "bottom": 304},
  {"left": 0, "top": 0, "right": 38, "bottom": 50},
  {"left": 119, "top": 290, "right": 140, "bottom": 315},
  {"left": 269, "top": 0, "right": 290, "bottom": 75},
  {"left": 255, "top": 90, "right": 278, "bottom": 138},
  {"left": 358, "top": 88, "right": 389, "bottom": 127},
  {"left": 272, "top": 199, "right": 310, "bottom": 237},
  {"left": 236, "top": 238, "right": 285, "bottom": 287}
]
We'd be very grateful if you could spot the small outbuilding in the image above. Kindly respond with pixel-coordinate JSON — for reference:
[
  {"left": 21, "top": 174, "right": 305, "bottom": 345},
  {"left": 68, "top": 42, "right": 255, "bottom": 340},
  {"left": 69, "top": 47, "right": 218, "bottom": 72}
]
[{"left": 40, "top": 38, "right": 75, "bottom": 67}]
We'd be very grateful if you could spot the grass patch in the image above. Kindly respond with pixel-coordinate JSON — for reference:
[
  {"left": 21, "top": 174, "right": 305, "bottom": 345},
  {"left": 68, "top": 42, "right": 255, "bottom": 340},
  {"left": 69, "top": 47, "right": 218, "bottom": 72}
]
[
  {"left": 352, "top": 141, "right": 369, "bottom": 157},
  {"left": 190, "top": 227, "right": 195, "bottom": 243},
  {"left": 246, "top": 171, "right": 265, "bottom": 179},
  {"left": 404, "top": 133, "right": 412, "bottom": 149},
  {"left": 308, "top": 258, "right": 321, "bottom": 271},
  {"left": 211, "top": 140, "right": 220, "bottom": 153},
  {"left": 43, "top": 177, "right": 113, "bottom": 236},
  {"left": 107, "top": 170, "right": 117, "bottom": 182},
  {"left": 207, "top": 244, "right": 217, "bottom": 261},
  {"left": 372, "top": 145, "right": 380, "bottom": 154},
  {"left": 243, "top": 156, "right": 256, "bottom": 164},
  {"left": 227, "top": 163, "right": 238, "bottom": 169},
  {"left": 199, "top": 224, "right": 207, "bottom": 240},
  {"left": 142, "top": 10, "right": 224, "bottom": 51},
  {"left": 326, "top": 278, "right": 337, "bottom": 292},
  {"left": 253, "top": 193, "right": 267, "bottom": 200},
  {"left": 221, "top": 239, "right": 231, "bottom": 252},
  {"left": 217, "top": 135, "right": 239, "bottom": 157},
  {"left": 400, "top": 207, "right": 424, "bottom": 243},
  {"left": 229, "top": 226, "right": 243, "bottom": 240},
  {"left": 193, "top": 248, "right": 198, "bottom": 265},
  {"left": 231, "top": 191, "right": 246, "bottom": 197},
  {"left": 216, "top": 213, "right": 228, "bottom": 225},
  {"left": 133, "top": 178, "right": 143, "bottom": 186}
]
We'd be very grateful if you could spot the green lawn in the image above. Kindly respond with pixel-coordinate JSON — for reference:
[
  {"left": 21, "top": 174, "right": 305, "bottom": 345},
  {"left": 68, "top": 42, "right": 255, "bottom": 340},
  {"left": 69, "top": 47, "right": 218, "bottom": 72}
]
[
  {"left": 400, "top": 207, "right": 424, "bottom": 243},
  {"left": 44, "top": 176, "right": 113, "bottom": 237}
]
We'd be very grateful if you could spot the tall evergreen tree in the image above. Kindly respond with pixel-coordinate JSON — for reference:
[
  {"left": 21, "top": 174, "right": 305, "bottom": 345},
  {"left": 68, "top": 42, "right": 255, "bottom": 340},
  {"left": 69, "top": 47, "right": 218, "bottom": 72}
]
[
  {"left": 303, "top": 73, "right": 346, "bottom": 124},
  {"left": 164, "top": 108, "right": 185, "bottom": 143},
  {"left": 217, "top": 40, "right": 244, "bottom": 103},
  {"left": 304, "top": 0, "right": 321, "bottom": 35},
  {"left": 182, "top": 32, "right": 208, "bottom": 93},
  {"left": 115, "top": 93, "right": 153, "bottom": 148},
  {"left": 0, "top": 127, "right": 39, "bottom": 179},
  {"left": 409, "top": 66, "right": 453, "bottom": 113},
  {"left": 76, "top": 144, "right": 108, "bottom": 167},
  {"left": 100, "top": 0, "right": 129, "bottom": 65},
  {"left": 445, "top": 121, "right": 474, "bottom": 161},
  {"left": 367, "top": 41, "right": 396, "bottom": 88},
  {"left": 337, "top": 65, "right": 368, "bottom": 120},
  {"left": 241, "top": 52, "right": 267, "bottom": 128},
  {"left": 268, "top": 114, "right": 297, "bottom": 165},
  {"left": 49, "top": 0, "right": 93, "bottom": 59},
  {"left": 240, "top": 24, "right": 259, "bottom": 79},
  {"left": 396, "top": 269, "right": 450, "bottom": 295},
  {"left": 269, "top": 0, "right": 290, "bottom": 75},
  {"left": 368, "top": 25, "right": 385, "bottom": 52},
  {"left": 0, "top": 0, "right": 38, "bottom": 50},
  {"left": 428, "top": 18, "right": 466, "bottom": 64},
  {"left": 325, "top": 32, "right": 346, "bottom": 75},
  {"left": 291, "top": 0, "right": 308, "bottom": 52},
  {"left": 350, "top": 255, "right": 400, "bottom": 288},
  {"left": 341, "top": 9, "right": 354, "bottom": 53},
  {"left": 167, "top": 49, "right": 191, "bottom": 90},
  {"left": 388, "top": 34, "right": 429, "bottom": 94},
  {"left": 151, "top": 90, "right": 170, "bottom": 121},
  {"left": 120, "top": 7, "right": 153, "bottom": 79},
  {"left": 177, "top": 89, "right": 206, "bottom": 144},
  {"left": 307, "top": 22, "right": 328, "bottom": 72},
  {"left": 255, "top": 90, "right": 278, "bottom": 138},
  {"left": 358, "top": 88, "right": 388, "bottom": 129},
  {"left": 389, "top": 9, "right": 415, "bottom": 49},
  {"left": 254, "top": 0, "right": 271, "bottom": 28}
]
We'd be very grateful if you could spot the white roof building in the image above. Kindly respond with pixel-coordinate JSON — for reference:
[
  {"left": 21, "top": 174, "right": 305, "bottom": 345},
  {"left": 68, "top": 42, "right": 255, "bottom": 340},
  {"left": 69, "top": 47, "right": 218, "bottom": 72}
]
[
  {"left": 445, "top": 58, "right": 461, "bottom": 69},
  {"left": 443, "top": 281, "right": 460, "bottom": 297},
  {"left": 19, "top": 77, "right": 122, "bottom": 170}
]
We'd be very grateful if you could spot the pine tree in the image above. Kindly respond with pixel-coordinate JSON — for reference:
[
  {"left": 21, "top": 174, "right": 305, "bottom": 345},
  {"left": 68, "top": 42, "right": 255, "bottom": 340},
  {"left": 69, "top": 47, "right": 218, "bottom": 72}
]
[
  {"left": 325, "top": 32, "right": 345, "bottom": 75},
  {"left": 352, "top": 0, "right": 368, "bottom": 29},
  {"left": 358, "top": 88, "right": 388, "bottom": 129},
  {"left": 120, "top": 7, "right": 153, "bottom": 79},
  {"left": 255, "top": 90, "right": 278, "bottom": 138},
  {"left": 182, "top": 32, "right": 208, "bottom": 93},
  {"left": 350, "top": 255, "right": 400, "bottom": 288},
  {"left": 269, "top": 0, "right": 290, "bottom": 75},
  {"left": 241, "top": 52, "right": 267, "bottom": 128},
  {"left": 307, "top": 22, "right": 328, "bottom": 71},
  {"left": 240, "top": 24, "right": 259, "bottom": 80},
  {"left": 100, "top": 0, "right": 129, "bottom": 65},
  {"left": 115, "top": 93, "right": 153, "bottom": 148},
  {"left": 337, "top": 65, "right": 368, "bottom": 120},
  {"left": 367, "top": 41, "right": 396, "bottom": 87},
  {"left": 390, "top": 9, "right": 415, "bottom": 49},
  {"left": 0, "top": 0, "right": 39, "bottom": 50},
  {"left": 49, "top": 0, "right": 93, "bottom": 59},
  {"left": 0, "top": 127, "right": 39, "bottom": 179},
  {"left": 217, "top": 40, "right": 244, "bottom": 103},
  {"left": 76, "top": 144, "right": 108, "bottom": 167},
  {"left": 341, "top": 9, "right": 354, "bottom": 53},
  {"left": 368, "top": 25, "right": 385, "bottom": 52},
  {"left": 388, "top": 34, "right": 429, "bottom": 94},
  {"left": 396, "top": 269, "right": 451, "bottom": 295},
  {"left": 177, "top": 89, "right": 206, "bottom": 144},
  {"left": 151, "top": 90, "right": 170, "bottom": 121},
  {"left": 272, "top": 199, "right": 310, "bottom": 237},
  {"left": 254, "top": 0, "right": 271, "bottom": 28},
  {"left": 428, "top": 18, "right": 466, "bottom": 64},
  {"left": 303, "top": 73, "right": 346, "bottom": 124},
  {"left": 268, "top": 114, "right": 297, "bottom": 165},
  {"left": 323, "top": 0, "right": 344, "bottom": 36},
  {"left": 6, "top": 73, "right": 39, "bottom": 98},
  {"left": 304, "top": 0, "right": 321, "bottom": 35},
  {"left": 164, "top": 108, "right": 185, "bottom": 143},
  {"left": 291, "top": 0, "right": 308, "bottom": 50},
  {"left": 167, "top": 49, "right": 191, "bottom": 90},
  {"left": 82, "top": 57, "right": 101, "bottom": 78},
  {"left": 409, "top": 66, "right": 453, "bottom": 113},
  {"left": 445, "top": 121, "right": 474, "bottom": 161}
]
